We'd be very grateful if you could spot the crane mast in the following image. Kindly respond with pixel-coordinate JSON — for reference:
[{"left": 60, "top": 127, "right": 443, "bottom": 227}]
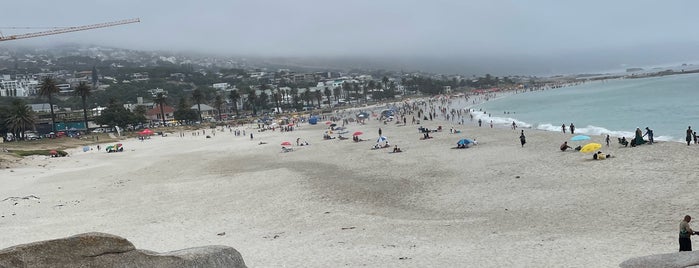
[{"left": 0, "top": 18, "right": 140, "bottom": 42}]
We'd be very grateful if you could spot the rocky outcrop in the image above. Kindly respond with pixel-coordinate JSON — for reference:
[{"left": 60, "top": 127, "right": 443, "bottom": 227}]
[
  {"left": 620, "top": 251, "right": 699, "bottom": 268},
  {"left": 0, "top": 232, "right": 246, "bottom": 268}
]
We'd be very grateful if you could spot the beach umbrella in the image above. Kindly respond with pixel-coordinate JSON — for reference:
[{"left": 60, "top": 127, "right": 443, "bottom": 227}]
[
  {"left": 457, "top": 138, "right": 473, "bottom": 145},
  {"left": 287, "top": 123, "right": 294, "bottom": 127},
  {"left": 377, "top": 136, "right": 388, "bottom": 143},
  {"left": 571, "top": 135, "right": 590, "bottom": 141},
  {"left": 281, "top": 141, "right": 292, "bottom": 146},
  {"left": 579, "top": 143, "right": 602, "bottom": 153},
  {"left": 325, "top": 121, "right": 333, "bottom": 125},
  {"left": 356, "top": 112, "right": 369, "bottom": 118},
  {"left": 49, "top": 150, "right": 58, "bottom": 156},
  {"left": 139, "top": 129, "right": 154, "bottom": 135},
  {"left": 353, "top": 131, "right": 363, "bottom": 136}
]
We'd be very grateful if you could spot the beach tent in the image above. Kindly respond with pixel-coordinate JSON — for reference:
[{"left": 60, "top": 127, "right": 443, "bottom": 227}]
[
  {"left": 457, "top": 138, "right": 473, "bottom": 146},
  {"left": 377, "top": 136, "right": 389, "bottom": 144},
  {"left": 308, "top": 116, "right": 318, "bottom": 125}
]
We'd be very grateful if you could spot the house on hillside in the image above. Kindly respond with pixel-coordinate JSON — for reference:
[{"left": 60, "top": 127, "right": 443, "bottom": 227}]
[
  {"left": 190, "top": 104, "right": 216, "bottom": 120},
  {"left": 146, "top": 105, "right": 175, "bottom": 125}
]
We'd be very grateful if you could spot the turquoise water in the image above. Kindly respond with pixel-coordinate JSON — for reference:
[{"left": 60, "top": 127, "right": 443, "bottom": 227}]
[{"left": 467, "top": 73, "right": 699, "bottom": 142}]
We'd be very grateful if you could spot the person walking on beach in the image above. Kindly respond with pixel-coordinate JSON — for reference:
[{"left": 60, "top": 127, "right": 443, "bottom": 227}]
[
  {"left": 250, "top": 133, "right": 254, "bottom": 140},
  {"left": 378, "top": 128, "right": 382, "bottom": 136},
  {"left": 562, "top": 124, "right": 566, "bottom": 134},
  {"left": 605, "top": 135, "right": 610, "bottom": 147},
  {"left": 478, "top": 119, "right": 482, "bottom": 127},
  {"left": 570, "top": 123, "right": 575, "bottom": 134},
  {"left": 686, "top": 126, "right": 693, "bottom": 146},
  {"left": 680, "top": 215, "right": 696, "bottom": 251},
  {"left": 519, "top": 130, "right": 526, "bottom": 147}
]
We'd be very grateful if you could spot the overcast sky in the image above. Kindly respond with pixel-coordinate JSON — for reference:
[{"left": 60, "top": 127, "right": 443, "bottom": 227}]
[{"left": 3, "top": 0, "right": 699, "bottom": 74}]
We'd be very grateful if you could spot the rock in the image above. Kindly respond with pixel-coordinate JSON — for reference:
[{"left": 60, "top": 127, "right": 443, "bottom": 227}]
[
  {"left": 620, "top": 251, "right": 699, "bottom": 268},
  {"left": 0, "top": 232, "right": 247, "bottom": 268}
]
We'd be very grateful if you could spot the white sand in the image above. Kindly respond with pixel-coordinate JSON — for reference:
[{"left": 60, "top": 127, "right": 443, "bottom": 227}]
[{"left": 1, "top": 105, "right": 697, "bottom": 267}]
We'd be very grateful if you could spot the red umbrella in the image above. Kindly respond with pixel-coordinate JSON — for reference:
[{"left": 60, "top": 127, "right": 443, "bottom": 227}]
[
  {"left": 139, "top": 129, "right": 154, "bottom": 135},
  {"left": 325, "top": 121, "right": 333, "bottom": 125},
  {"left": 352, "top": 131, "right": 363, "bottom": 136},
  {"left": 49, "top": 150, "right": 58, "bottom": 155},
  {"left": 287, "top": 123, "right": 294, "bottom": 127},
  {"left": 281, "top": 141, "right": 292, "bottom": 146}
]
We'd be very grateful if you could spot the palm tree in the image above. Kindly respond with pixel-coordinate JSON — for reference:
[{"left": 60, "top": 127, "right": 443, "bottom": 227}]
[
  {"left": 73, "top": 81, "right": 92, "bottom": 132},
  {"left": 342, "top": 81, "right": 352, "bottom": 104},
  {"left": 324, "top": 87, "right": 332, "bottom": 106},
  {"left": 191, "top": 88, "right": 204, "bottom": 122},
  {"left": 272, "top": 90, "right": 282, "bottom": 113},
  {"left": 154, "top": 92, "right": 168, "bottom": 126},
  {"left": 229, "top": 90, "right": 240, "bottom": 116},
  {"left": 314, "top": 90, "right": 323, "bottom": 108},
  {"left": 39, "top": 77, "right": 59, "bottom": 132},
  {"left": 332, "top": 86, "right": 340, "bottom": 102},
  {"left": 290, "top": 87, "right": 299, "bottom": 106},
  {"left": 301, "top": 90, "right": 312, "bottom": 107},
  {"left": 246, "top": 91, "right": 257, "bottom": 115},
  {"left": 214, "top": 94, "right": 224, "bottom": 121},
  {"left": 5, "top": 99, "right": 35, "bottom": 140}
]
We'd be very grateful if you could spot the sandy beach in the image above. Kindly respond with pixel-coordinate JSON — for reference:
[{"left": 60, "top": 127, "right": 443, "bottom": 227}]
[{"left": 2, "top": 100, "right": 698, "bottom": 267}]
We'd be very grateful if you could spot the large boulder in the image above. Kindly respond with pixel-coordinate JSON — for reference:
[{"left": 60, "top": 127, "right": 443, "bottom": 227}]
[
  {"left": 620, "top": 251, "right": 699, "bottom": 268},
  {"left": 0, "top": 232, "right": 246, "bottom": 268}
]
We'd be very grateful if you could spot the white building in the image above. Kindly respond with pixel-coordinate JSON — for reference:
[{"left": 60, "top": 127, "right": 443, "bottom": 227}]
[{"left": 0, "top": 77, "right": 39, "bottom": 97}]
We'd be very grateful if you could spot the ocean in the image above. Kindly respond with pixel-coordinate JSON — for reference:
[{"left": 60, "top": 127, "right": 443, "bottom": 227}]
[{"left": 462, "top": 73, "right": 699, "bottom": 142}]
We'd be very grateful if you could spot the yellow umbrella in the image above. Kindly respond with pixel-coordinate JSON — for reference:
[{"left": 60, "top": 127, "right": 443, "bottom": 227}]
[{"left": 580, "top": 143, "right": 602, "bottom": 153}]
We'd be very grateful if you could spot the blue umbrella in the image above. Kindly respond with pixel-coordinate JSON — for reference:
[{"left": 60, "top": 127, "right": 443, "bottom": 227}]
[
  {"left": 377, "top": 136, "right": 388, "bottom": 143},
  {"left": 457, "top": 138, "right": 473, "bottom": 145},
  {"left": 571, "top": 135, "right": 590, "bottom": 141}
]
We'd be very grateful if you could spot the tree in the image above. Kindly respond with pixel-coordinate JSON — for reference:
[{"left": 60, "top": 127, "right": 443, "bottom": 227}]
[
  {"left": 332, "top": 87, "right": 340, "bottom": 102},
  {"left": 272, "top": 90, "right": 282, "bottom": 113},
  {"left": 5, "top": 99, "right": 35, "bottom": 140},
  {"left": 174, "top": 96, "right": 198, "bottom": 123},
  {"left": 229, "top": 90, "right": 240, "bottom": 116},
  {"left": 324, "top": 87, "right": 332, "bottom": 106},
  {"left": 342, "top": 81, "right": 352, "bottom": 104},
  {"left": 382, "top": 76, "right": 389, "bottom": 90},
  {"left": 246, "top": 91, "right": 257, "bottom": 115},
  {"left": 73, "top": 81, "right": 92, "bottom": 132},
  {"left": 38, "top": 77, "right": 60, "bottom": 132},
  {"left": 314, "top": 90, "right": 323, "bottom": 108},
  {"left": 154, "top": 92, "right": 168, "bottom": 126},
  {"left": 290, "top": 87, "right": 299, "bottom": 106},
  {"left": 301, "top": 90, "right": 312, "bottom": 107},
  {"left": 95, "top": 100, "right": 137, "bottom": 129},
  {"left": 191, "top": 88, "right": 204, "bottom": 122},
  {"left": 258, "top": 91, "right": 269, "bottom": 110},
  {"left": 213, "top": 94, "right": 224, "bottom": 121}
]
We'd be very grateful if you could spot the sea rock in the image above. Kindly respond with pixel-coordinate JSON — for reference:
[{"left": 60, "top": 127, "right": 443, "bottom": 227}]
[
  {"left": 620, "top": 251, "right": 699, "bottom": 268},
  {"left": 0, "top": 232, "right": 247, "bottom": 268}
]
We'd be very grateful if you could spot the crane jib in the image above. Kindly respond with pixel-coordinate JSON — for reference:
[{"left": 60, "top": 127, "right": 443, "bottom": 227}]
[{"left": 0, "top": 18, "right": 140, "bottom": 42}]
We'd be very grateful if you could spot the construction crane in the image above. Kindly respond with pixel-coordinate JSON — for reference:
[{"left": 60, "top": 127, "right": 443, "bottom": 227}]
[{"left": 0, "top": 18, "right": 140, "bottom": 42}]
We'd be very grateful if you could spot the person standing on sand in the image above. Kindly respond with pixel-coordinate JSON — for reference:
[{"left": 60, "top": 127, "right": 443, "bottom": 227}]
[
  {"left": 605, "top": 135, "right": 610, "bottom": 147},
  {"left": 680, "top": 215, "right": 696, "bottom": 251},
  {"left": 686, "top": 126, "right": 693, "bottom": 146},
  {"left": 562, "top": 124, "right": 566, "bottom": 134},
  {"left": 250, "top": 133, "right": 254, "bottom": 140},
  {"left": 519, "top": 130, "right": 526, "bottom": 147},
  {"left": 478, "top": 119, "right": 482, "bottom": 127},
  {"left": 379, "top": 128, "right": 382, "bottom": 136},
  {"left": 643, "top": 127, "right": 654, "bottom": 144},
  {"left": 570, "top": 123, "right": 575, "bottom": 134}
]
